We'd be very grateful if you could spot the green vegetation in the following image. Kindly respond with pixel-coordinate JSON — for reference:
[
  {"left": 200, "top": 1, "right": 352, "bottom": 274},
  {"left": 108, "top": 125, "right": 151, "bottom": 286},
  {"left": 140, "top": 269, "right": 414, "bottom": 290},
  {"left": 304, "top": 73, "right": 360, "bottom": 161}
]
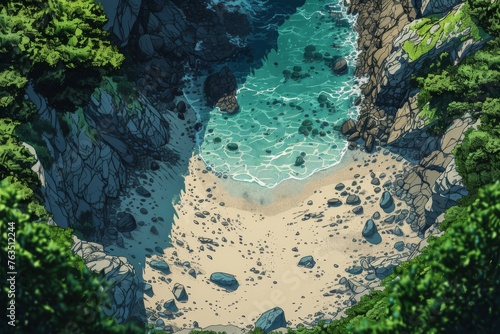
[
  {"left": 467, "top": 0, "right": 500, "bottom": 36},
  {"left": 0, "top": 0, "right": 124, "bottom": 118},
  {"left": 403, "top": 3, "right": 487, "bottom": 61},
  {"left": 0, "top": 182, "right": 143, "bottom": 333}
]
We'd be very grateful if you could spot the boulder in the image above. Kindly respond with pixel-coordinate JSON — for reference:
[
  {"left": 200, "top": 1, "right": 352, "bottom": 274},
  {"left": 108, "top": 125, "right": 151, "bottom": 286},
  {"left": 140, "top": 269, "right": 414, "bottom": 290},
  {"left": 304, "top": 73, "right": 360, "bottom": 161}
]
[
  {"left": 172, "top": 283, "right": 188, "bottom": 302},
  {"left": 210, "top": 272, "right": 239, "bottom": 288},
  {"left": 327, "top": 198, "right": 342, "bottom": 207},
  {"left": 394, "top": 241, "right": 405, "bottom": 251},
  {"left": 227, "top": 143, "right": 239, "bottom": 151},
  {"left": 346, "top": 194, "right": 361, "bottom": 205},
  {"left": 298, "top": 255, "right": 316, "bottom": 268},
  {"left": 255, "top": 307, "right": 287, "bottom": 333},
  {"left": 136, "top": 186, "right": 151, "bottom": 198},
  {"left": 362, "top": 219, "right": 377, "bottom": 238},
  {"left": 341, "top": 119, "right": 356, "bottom": 136},
  {"left": 380, "top": 191, "right": 394, "bottom": 210},
  {"left": 149, "top": 260, "right": 170, "bottom": 274},
  {"left": 333, "top": 58, "right": 348, "bottom": 75},
  {"left": 117, "top": 213, "right": 137, "bottom": 232}
]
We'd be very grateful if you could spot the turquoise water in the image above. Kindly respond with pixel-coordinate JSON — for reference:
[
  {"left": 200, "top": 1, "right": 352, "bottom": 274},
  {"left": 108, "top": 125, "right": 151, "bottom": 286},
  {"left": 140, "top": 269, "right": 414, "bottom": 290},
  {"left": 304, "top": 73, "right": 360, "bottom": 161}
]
[{"left": 189, "top": 0, "right": 359, "bottom": 188}]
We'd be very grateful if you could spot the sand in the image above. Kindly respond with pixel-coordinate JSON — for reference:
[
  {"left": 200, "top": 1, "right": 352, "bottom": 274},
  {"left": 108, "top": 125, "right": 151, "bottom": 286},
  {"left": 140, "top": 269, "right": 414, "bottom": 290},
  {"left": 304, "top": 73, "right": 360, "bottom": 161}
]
[{"left": 140, "top": 145, "right": 422, "bottom": 330}]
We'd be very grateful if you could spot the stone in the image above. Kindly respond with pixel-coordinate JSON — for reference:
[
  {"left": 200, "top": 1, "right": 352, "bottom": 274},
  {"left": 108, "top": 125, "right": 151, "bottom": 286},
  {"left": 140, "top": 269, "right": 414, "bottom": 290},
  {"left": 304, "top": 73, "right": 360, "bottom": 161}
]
[
  {"left": 150, "top": 260, "right": 170, "bottom": 274},
  {"left": 362, "top": 219, "right": 378, "bottom": 238},
  {"left": 294, "top": 156, "right": 305, "bottom": 166},
  {"left": 394, "top": 241, "right": 405, "bottom": 251},
  {"left": 210, "top": 272, "right": 239, "bottom": 288},
  {"left": 172, "top": 283, "right": 188, "bottom": 302},
  {"left": 204, "top": 66, "right": 238, "bottom": 112},
  {"left": 346, "top": 266, "right": 363, "bottom": 275},
  {"left": 380, "top": 191, "right": 394, "bottom": 210},
  {"left": 341, "top": 119, "right": 356, "bottom": 135},
  {"left": 150, "top": 161, "right": 160, "bottom": 170},
  {"left": 327, "top": 198, "right": 342, "bottom": 207},
  {"left": 136, "top": 186, "right": 151, "bottom": 198},
  {"left": 227, "top": 143, "right": 239, "bottom": 151},
  {"left": 117, "top": 213, "right": 137, "bottom": 232},
  {"left": 346, "top": 194, "right": 361, "bottom": 205},
  {"left": 393, "top": 226, "right": 404, "bottom": 236},
  {"left": 352, "top": 205, "right": 364, "bottom": 214},
  {"left": 335, "top": 183, "right": 346, "bottom": 191},
  {"left": 163, "top": 299, "right": 177, "bottom": 311},
  {"left": 333, "top": 58, "right": 348, "bottom": 75},
  {"left": 188, "top": 269, "right": 196, "bottom": 278},
  {"left": 298, "top": 255, "right": 316, "bottom": 268},
  {"left": 255, "top": 307, "right": 287, "bottom": 333}
]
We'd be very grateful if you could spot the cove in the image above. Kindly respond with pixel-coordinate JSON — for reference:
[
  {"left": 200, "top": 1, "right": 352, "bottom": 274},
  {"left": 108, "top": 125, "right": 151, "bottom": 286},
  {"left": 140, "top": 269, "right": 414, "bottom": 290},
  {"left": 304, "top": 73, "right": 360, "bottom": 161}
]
[{"left": 196, "top": 0, "right": 359, "bottom": 188}]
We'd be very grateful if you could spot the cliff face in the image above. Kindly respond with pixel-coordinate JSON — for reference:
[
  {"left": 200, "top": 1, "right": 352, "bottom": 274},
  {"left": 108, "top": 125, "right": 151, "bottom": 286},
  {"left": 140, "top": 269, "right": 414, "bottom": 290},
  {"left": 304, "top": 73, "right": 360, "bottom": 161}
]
[{"left": 344, "top": 0, "right": 486, "bottom": 232}]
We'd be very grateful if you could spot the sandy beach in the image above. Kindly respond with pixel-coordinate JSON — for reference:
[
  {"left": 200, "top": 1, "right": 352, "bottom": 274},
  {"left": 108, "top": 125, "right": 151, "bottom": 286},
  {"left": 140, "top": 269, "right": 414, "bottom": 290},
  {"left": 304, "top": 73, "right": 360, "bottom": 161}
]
[{"left": 139, "top": 144, "right": 423, "bottom": 330}]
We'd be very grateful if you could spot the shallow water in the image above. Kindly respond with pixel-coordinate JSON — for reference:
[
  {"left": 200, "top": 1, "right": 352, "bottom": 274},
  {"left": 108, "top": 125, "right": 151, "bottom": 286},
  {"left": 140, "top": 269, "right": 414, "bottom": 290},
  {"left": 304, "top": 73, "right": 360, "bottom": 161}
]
[{"left": 193, "top": 0, "right": 359, "bottom": 188}]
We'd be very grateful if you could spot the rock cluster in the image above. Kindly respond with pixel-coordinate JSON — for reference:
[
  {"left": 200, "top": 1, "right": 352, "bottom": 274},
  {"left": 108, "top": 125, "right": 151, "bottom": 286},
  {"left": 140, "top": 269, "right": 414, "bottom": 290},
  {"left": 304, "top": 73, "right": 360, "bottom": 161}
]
[{"left": 71, "top": 236, "right": 140, "bottom": 323}]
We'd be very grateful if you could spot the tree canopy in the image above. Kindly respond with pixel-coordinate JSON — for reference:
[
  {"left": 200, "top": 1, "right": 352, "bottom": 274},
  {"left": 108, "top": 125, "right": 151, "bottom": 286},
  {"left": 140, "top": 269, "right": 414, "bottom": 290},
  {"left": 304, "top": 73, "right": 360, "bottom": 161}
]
[{"left": 0, "top": 0, "right": 124, "bottom": 118}]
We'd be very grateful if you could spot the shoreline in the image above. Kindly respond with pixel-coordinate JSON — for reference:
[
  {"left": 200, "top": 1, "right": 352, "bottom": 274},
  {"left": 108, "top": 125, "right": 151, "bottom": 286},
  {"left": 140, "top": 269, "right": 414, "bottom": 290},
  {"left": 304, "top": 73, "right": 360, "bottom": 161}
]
[{"left": 142, "top": 143, "right": 422, "bottom": 330}]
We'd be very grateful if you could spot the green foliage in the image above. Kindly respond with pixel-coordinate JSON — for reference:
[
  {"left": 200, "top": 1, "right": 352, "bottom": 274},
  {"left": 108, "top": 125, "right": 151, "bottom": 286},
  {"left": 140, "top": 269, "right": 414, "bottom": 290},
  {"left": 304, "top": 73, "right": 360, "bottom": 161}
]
[
  {"left": 0, "top": 182, "right": 143, "bottom": 333},
  {"left": 0, "top": 0, "right": 124, "bottom": 116},
  {"left": 467, "top": 0, "right": 500, "bottom": 36},
  {"left": 14, "top": 116, "right": 55, "bottom": 168}
]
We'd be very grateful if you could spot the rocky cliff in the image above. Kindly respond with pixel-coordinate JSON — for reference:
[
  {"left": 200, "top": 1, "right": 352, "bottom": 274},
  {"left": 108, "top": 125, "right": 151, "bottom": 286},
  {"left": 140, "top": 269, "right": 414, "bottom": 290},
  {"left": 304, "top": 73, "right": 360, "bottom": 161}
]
[{"left": 343, "top": 0, "right": 486, "bottom": 232}]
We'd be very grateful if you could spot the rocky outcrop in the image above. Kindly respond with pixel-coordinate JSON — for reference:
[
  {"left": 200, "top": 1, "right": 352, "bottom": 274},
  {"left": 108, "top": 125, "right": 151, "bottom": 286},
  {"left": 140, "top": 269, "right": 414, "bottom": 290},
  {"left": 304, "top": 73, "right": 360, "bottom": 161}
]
[
  {"left": 28, "top": 86, "right": 126, "bottom": 230},
  {"left": 204, "top": 66, "right": 239, "bottom": 113},
  {"left": 86, "top": 77, "right": 170, "bottom": 165},
  {"left": 100, "top": 0, "right": 142, "bottom": 46},
  {"left": 417, "top": 0, "right": 463, "bottom": 17},
  {"left": 71, "top": 236, "right": 140, "bottom": 323}
]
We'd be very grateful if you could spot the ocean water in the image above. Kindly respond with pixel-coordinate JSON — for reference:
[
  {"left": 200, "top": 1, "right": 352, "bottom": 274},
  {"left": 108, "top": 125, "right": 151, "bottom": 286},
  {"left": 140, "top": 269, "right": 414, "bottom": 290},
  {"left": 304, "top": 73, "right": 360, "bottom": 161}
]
[{"left": 190, "top": 0, "right": 359, "bottom": 188}]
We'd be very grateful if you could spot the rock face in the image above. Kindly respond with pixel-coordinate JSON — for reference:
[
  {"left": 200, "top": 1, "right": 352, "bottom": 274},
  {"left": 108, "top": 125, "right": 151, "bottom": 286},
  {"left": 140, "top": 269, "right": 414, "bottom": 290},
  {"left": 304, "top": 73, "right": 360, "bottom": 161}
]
[
  {"left": 204, "top": 66, "right": 239, "bottom": 113},
  {"left": 210, "top": 272, "right": 239, "bottom": 288},
  {"left": 71, "top": 236, "right": 139, "bottom": 323},
  {"left": 255, "top": 307, "right": 287, "bottom": 333}
]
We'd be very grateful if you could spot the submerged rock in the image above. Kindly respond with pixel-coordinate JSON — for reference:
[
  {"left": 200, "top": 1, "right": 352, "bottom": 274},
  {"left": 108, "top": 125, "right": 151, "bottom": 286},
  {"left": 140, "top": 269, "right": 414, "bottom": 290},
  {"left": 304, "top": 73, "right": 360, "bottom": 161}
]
[{"left": 226, "top": 143, "right": 239, "bottom": 151}]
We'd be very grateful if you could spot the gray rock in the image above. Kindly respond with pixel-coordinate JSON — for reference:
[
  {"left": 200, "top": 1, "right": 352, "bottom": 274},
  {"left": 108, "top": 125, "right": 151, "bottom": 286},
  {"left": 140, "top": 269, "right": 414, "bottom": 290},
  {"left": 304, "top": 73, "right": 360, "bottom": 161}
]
[
  {"left": 136, "top": 186, "right": 151, "bottom": 198},
  {"left": 362, "top": 219, "right": 377, "bottom": 238},
  {"left": 150, "top": 260, "right": 170, "bottom": 274},
  {"left": 298, "top": 255, "right": 316, "bottom": 268},
  {"left": 188, "top": 268, "right": 196, "bottom": 278},
  {"left": 346, "top": 266, "right": 363, "bottom": 275},
  {"left": 346, "top": 194, "right": 361, "bottom": 205},
  {"left": 172, "top": 283, "right": 188, "bottom": 302},
  {"left": 255, "top": 307, "right": 287, "bottom": 333},
  {"left": 380, "top": 191, "right": 394, "bottom": 210},
  {"left": 333, "top": 58, "right": 348, "bottom": 75},
  {"left": 210, "top": 272, "right": 239, "bottom": 288},
  {"left": 117, "top": 213, "right": 137, "bottom": 232},
  {"left": 393, "top": 226, "right": 404, "bottom": 236},
  {"left": 327, "top": 198, "right": 342, "bottom": 207},
  {"left": 394, "top": 241, "right": 405, "bottom": 251},
  {"left": 352, "top": 205, "right": 364, "bottom": 214}
]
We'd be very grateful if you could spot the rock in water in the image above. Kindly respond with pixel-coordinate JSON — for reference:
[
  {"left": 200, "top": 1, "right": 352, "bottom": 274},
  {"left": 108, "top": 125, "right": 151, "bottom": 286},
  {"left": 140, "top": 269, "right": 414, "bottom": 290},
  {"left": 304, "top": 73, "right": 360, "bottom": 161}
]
[
  {"left": 255, "top": 307, "right": 287, "bottom": 333},
  {"left": 149, "top": 260, "right": 170, "bottom": 274},
  {"left": 210, "top": 272, "right": 238, "bottom": 288},
  {"left": 333, "top": 58, "right": 348, "bottom": 75},
  {"left": 341, "top": 119, "right": 356, "bottom": 135},
  {"left": 362, "top": 219, "right": 377, "bottom": 238},
  {"left": 172, "top": 283, "right": 188, "bottom": 302},
  {"left": 380, "top": 191, "right": 394, "bottom": 209},
  {"left": 226, "top": 143, "right": 239, "bottom": 151},
  {"left": 204, "top": 66, "right": 239, "bottom": 113},
  {"left": 294, "top": 156, "right": 305, "bottom": 166},
  {"left": 298, "top": 255, "right": 316, "bottom": 268}
]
